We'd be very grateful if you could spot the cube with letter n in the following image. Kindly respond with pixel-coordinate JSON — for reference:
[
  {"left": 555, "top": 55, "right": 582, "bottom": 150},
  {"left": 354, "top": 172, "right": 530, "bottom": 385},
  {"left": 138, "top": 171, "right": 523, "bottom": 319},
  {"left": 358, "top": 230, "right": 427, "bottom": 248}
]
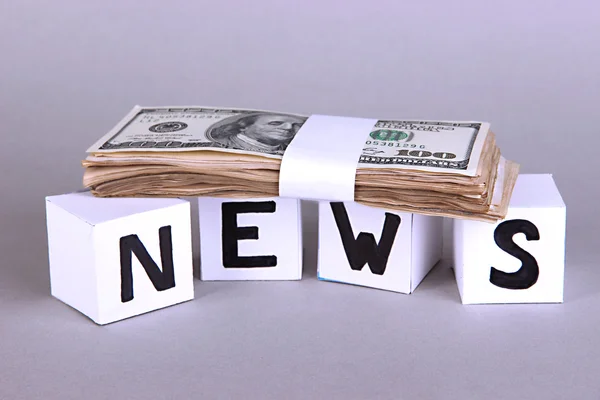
[
  {"left": 198, "top": 197, "right": 302, "bottom": 280},
  {"left": 452, "top": 174, "right": 566, "bottom": 304},
  {"left": 45, "top": 191, "right": 194, "bottom": 325},
  {"left": 318, "top": 201, "right": 443, "bottom": 294}
]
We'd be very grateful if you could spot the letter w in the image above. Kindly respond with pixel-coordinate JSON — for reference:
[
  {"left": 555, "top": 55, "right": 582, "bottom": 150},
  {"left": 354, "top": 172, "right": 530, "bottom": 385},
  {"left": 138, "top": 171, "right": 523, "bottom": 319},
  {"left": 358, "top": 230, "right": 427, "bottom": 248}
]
[{"left": 330, "top": 202, "right": 401, "bottom": 275}]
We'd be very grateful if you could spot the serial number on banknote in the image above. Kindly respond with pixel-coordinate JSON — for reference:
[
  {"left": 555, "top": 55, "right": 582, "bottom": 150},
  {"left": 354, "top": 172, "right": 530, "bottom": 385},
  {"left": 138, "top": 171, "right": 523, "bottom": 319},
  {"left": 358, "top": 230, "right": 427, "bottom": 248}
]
[{"left": 366, "top": 141, "right": 427, "bottom": 149}]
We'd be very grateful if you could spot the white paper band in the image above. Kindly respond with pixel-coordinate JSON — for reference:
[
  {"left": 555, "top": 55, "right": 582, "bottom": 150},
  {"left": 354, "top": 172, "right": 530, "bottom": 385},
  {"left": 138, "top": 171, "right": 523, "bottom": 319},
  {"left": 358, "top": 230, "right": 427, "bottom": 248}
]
[{"left": 278, "top": 114, "right": 377, "bottom": 202}]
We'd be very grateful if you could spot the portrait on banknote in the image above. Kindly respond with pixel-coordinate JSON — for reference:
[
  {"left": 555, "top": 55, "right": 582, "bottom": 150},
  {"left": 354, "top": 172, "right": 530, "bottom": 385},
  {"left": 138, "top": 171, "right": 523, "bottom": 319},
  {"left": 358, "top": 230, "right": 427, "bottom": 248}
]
[{"left": 205, "top": 112, "right": 307, "bottom": 154}]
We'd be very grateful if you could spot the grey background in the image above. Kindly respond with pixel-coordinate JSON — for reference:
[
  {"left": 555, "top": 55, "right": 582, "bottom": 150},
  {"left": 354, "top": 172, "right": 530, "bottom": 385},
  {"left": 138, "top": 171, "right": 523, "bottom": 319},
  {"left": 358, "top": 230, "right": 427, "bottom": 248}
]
[{"left": 1, "top": 1, "right": 599, "bottom": 398}]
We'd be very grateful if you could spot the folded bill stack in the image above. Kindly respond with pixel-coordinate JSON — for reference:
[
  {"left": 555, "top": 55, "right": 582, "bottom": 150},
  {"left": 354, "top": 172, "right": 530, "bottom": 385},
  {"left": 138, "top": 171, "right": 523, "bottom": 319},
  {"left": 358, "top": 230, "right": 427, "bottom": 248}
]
[{"left": 82, "top": 106, "right": 519, "bottom": 222}]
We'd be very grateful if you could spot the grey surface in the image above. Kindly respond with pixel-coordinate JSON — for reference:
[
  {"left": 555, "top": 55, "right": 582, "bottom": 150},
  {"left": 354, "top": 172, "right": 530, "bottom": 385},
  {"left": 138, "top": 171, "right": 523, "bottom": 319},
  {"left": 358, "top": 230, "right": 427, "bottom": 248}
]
[{"left": 1, "top": 1, "right": 599, "bottom": 398}]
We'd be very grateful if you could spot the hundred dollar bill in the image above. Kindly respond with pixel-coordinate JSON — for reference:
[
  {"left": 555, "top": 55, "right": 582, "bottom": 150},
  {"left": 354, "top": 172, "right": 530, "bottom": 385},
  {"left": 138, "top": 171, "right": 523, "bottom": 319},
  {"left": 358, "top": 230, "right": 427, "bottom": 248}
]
[{"left": 87, "top": 106, "right": 490, "bottom": 176}]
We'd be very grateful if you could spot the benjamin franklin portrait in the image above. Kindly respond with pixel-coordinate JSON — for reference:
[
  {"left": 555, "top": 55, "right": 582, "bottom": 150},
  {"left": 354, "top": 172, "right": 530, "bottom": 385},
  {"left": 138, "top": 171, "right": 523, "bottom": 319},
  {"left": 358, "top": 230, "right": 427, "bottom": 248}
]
[{"left": 206, "top": 112, "right": 307, "bottom": 154}]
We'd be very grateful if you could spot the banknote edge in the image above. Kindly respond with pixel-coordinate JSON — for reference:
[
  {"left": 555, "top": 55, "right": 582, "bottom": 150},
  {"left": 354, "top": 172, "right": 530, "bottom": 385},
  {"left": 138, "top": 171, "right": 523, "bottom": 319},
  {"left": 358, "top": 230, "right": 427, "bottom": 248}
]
[{"left": 86, "top": 105, "right": 144, "bottom": 153}]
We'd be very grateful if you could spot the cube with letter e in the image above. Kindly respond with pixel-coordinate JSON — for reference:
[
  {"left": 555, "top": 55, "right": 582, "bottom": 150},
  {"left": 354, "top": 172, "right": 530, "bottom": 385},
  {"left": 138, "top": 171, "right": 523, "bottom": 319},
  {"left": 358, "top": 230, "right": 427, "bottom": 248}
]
[
  {"left": 318, "top": 201, "right": 443, "bottom": 294},
  {"left": 198, "top": 197, "right": 302, "bottom": 280},
  {"left": 45, "top": 191, "right": 194, "bottom": 325},
  {"left": 452, "top": 174, "right": 566, "bottom": 304}
]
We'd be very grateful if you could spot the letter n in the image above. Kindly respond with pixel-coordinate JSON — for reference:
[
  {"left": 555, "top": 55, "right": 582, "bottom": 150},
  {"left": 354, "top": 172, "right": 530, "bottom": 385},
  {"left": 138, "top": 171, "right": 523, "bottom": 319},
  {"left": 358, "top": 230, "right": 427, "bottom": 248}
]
[{"left": 120, "top": 225, "right": 176, "bottom": 303}]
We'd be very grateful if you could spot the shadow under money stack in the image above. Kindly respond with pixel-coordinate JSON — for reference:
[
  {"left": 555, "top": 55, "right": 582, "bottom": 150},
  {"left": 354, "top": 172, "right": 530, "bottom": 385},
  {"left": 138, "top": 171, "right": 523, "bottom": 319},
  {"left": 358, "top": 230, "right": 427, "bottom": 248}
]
[{"left": 82, "top": 106, "right": 519, "bottom": 222}]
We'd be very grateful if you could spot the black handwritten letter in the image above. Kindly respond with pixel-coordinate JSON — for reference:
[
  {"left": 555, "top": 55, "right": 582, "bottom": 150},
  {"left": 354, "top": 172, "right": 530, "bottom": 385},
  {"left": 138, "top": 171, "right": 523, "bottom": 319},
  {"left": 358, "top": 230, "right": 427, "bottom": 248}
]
[
  {"left": 330, "top": 202, "right": 401, "bottom": 275},
  {"left": 221, "top": 201, "right": 277, "bottom": 268},
  {"left": 120, "top": 225, "right": 176, "bottom": 303},
  {"left": 490, "top": 219, "right": 540, "bottom": 290}
]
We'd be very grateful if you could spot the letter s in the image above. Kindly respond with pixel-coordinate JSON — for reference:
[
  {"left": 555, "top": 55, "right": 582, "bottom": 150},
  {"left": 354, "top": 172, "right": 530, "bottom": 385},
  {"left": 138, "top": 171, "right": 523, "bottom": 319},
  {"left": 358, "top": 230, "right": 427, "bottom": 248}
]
[{"left": 490, "top": 219, "right": 540, "bottom": 290}]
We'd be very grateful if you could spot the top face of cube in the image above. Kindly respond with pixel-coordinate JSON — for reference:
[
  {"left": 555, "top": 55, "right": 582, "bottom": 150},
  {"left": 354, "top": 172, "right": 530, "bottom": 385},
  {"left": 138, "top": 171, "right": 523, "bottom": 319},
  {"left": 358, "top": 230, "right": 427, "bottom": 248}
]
[
  {"left": 45, "top": 191, "right": 188, "bottom": 226},
  {"left": 508, "top": 174, "right": 565, "bottom": 209}
]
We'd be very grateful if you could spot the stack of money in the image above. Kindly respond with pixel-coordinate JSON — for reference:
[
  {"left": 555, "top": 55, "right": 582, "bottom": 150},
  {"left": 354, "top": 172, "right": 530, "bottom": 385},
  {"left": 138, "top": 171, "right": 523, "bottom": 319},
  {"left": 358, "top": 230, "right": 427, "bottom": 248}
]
[{"left": 82, "top": 106, "right": 519, "bottom": 222}]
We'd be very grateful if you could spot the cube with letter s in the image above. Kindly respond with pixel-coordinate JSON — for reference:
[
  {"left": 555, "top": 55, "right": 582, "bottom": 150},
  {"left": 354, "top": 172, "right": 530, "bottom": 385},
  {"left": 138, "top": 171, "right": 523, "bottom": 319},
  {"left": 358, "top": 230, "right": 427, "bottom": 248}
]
[
  {"left": 45, "top": 191, "right": 194, "bottom": 325},
  {"left": 452, "top": 174, "right": 566, "bottom": 304},
  {"left": 318, "top": 201, "right": 443, "bottom": 294},
  {"left": 198, "top": 197, "right": 302, "bottom": 280}
]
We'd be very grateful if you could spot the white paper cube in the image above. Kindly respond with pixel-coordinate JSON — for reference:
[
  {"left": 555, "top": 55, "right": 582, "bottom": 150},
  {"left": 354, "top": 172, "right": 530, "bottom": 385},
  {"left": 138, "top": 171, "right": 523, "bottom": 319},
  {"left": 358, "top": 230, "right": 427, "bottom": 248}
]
[
  {"left": 45, "top": 191, "right": 194, "bottom": 325},
  {"left": 452, "top": 174, "right": 566, "bottom": 304},
  {"left": 318, "top": 201, "right": 443, "bottom": 294},
  {"left": 198, "top": 197, "right": 302, "bottom": 280}
]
